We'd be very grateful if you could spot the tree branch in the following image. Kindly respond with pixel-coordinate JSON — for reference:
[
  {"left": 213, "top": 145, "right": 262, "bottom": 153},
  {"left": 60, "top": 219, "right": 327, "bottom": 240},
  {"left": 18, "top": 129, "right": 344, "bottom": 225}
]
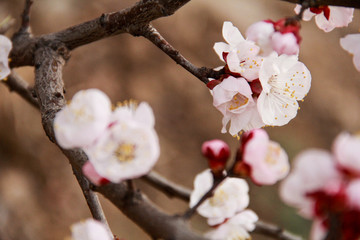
[
  {"left": 19, "top": 0, "right": 33, "bottom": 33},
  {"left": 138, "top": 24, "right": 223, "bottom": 84},
  {"left": 143, "top": 171, "right": 192, "bottom": 201},
  {"left": 254, "top": 221, "right": 303, "bottom": 240},
  {"left": 32, "top": 41, "right": 206, "bottom": 240},
  {"left": 72, "top": 166, "right": 113, "bottom": 237},
  {"left": 3, "top": 71, "right": 38, "bottom": 108}
]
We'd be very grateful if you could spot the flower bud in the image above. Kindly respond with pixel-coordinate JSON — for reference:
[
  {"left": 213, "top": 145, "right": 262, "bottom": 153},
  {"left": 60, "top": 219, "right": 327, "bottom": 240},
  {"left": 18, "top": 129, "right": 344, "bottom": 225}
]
[
  {"left": 82, "top": 161, "right": 110, "bottom": 186},
  {"left": 202, "top": 139, "right": 230, "bottom": 176}
]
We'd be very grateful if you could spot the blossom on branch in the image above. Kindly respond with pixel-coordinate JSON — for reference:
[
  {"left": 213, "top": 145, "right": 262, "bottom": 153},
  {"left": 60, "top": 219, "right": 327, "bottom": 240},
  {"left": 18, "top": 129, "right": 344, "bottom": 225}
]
[
  {"left": 54, "top": 89, "right": 112, "bottom": 149},
  {"left": 211, "top": 76, "right": 264, "bottom": 136},
  {"left": 84, "top": 102, "right": 160, "bottom": 183},
  {"left": 280, "top": 132, "right": 360, "bottom": 239},
  {"left": 246, "top": 19, "right": 301, "bottom": 56},
  {"left": 71, "top": 219, "right": 112, "bottom": 240},
  {"left": 205, "top": 210, "right": 258, "bottom": 240},
  {"left": 257, "top": 53, "right": 311, "bottom": 126},
  {"left": 294, "top": 5, "right": 354, "bottom": 32},
  {"left": 214, "top": 21, "right": 261, "bottom": 81},
  {"left": 0, "top": 35, "right": 12, "bottom": 80},
  {"left": 340, "top": 34, "right": 360, "bottom": 72},
  {"left": 190, "top": 169, "right": 250, "bottom": 226},
  {"left": 233, "top": 129, "right": 289, "bottom": 185}
]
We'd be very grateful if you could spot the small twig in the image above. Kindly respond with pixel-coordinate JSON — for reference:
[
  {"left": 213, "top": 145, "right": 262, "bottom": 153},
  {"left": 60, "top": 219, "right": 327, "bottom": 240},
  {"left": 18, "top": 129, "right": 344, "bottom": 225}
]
[
  {"left": 143, "top": 171, "right": 191, "bottom": 201},
  {"left": 3, "top": 71, "right": 39, "bottom": 108},
  {"left": 72, "top": 166, "right": 113, "bottom": 237},
  {"left": 254, "top": 221, "right": 303, "bottom": 240},
  {"left": 324, "top": 213, "right": 341, "bottom": 240},
  {"left": 136, "top": 24, "right": 223, "bottom": 84},
  {"left": 19, "top": 0, "right": 33, "bottom": 33},
  {"left": 182, "top": 174, "right": 227, "bottom": 219}
]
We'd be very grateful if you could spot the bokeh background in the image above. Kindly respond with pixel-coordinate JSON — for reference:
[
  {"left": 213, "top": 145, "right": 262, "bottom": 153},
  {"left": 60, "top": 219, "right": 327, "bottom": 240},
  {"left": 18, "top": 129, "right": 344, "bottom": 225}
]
[{"left": 0, "top": 0, "right": 359, "bottom": 239}]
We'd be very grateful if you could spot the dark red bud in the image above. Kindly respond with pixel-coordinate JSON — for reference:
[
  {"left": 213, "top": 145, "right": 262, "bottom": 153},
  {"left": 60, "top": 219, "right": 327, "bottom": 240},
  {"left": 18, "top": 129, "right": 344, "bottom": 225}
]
[
  {"left": 202, "top": 139, "right": 230, "bottom": 175},
  {"left": 249, "top": 79, "right": 262, "bottom": 98}
]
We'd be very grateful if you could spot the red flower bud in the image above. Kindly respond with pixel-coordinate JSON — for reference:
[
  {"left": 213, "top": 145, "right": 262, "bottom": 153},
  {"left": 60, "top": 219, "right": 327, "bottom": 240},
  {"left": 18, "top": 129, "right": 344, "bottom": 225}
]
[{"left": 202, "top": 139, "right": 230, "bottom": 176}]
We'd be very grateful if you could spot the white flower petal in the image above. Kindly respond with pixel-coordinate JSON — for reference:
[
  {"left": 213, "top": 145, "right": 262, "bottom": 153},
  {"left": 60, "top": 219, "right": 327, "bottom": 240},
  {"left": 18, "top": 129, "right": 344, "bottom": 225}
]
[{"left": 222, "top": 21, "right": 245, "bottom": 46}]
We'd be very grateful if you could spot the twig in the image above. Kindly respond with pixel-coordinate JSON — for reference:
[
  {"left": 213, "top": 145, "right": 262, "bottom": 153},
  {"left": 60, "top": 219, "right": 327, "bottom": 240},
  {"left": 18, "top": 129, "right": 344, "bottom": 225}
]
[
  {"left": 143, "top": 171, "right": 191, "bottom": 201},
  {"left": 254, "top": 221, "right": 303, "bottom": 240},
  {"left": 19, "top": 0, "right": 33, "bottom": 33},
  {"left": 3, "top": 71, "right": 38, "bottom": 108},
  {"left": 182, "top": 174, "right": 227, "bottom": 219},
  {"left": 72, "top": 166, "right": 113, "bottom": 237},
  {"left": 139, "top": 24, "right": 222, "bottom": 84}
]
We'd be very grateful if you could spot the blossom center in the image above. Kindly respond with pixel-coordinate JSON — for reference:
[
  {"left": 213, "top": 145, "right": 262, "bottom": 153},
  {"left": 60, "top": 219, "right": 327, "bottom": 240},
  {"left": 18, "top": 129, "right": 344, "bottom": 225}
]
[
  {"left": 209, "top": 189, "right": 229, "bottom": 206},
  {"left": 265, "top": 143, "right": 281, "bottom": 165},
  {"left": 114, "top": 143, "right": 136, "bottom": 162},
  {"left": 229, "top": 93, "right": 249, "bottom": 111}
]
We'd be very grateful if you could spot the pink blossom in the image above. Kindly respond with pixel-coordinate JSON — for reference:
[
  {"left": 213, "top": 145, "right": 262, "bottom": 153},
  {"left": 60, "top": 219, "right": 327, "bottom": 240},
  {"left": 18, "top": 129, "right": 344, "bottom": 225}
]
[
  {"left": 280, "top": 150, "right": 341, "bottom": 217},
  {"left": 271, "top": 32, "right": 299, "bottom": 55},
  {"left": 345, "top": 179, "right": 360, "bottom": 210},
  {"left": 212, "top": 76, "right": 264, "bottom": 136},
  {"left": 237, "top": 129, "right": 289, "bottom": 185},
  {"left": 246, "top": 20, "right": 300, "bottom": 56},
  {"left": 340, "top": 34, "right": 360, "bottom": 72},
  {"left": 295, "top": 5, "right": 354, "bottom": 32},
  {"left": 246, "top": 21, "right": 274, "bottom": 56},
  {"left": 333, "top": 132, "right": 360, "bottom": 175}
]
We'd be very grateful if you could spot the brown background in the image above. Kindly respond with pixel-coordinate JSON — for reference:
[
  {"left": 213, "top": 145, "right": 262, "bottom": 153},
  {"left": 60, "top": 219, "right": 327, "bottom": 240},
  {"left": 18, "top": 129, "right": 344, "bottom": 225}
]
[{"left": 0, "top": 0, "right": 359, "bottom": 239}]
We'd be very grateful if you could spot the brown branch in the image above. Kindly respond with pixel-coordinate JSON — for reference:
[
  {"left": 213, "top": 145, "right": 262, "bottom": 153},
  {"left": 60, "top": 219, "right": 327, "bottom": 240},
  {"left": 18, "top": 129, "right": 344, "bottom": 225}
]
[
  {"left": 3, "top": 71, "right": 38, "bottom": 108},
  {"left": 10, "top": 0, "right": 192, "bottom": 68},
  {"left": 19, "top": 0, "right": 33, "bottom": 33},
  {"left": 139, "top": 24, "right": 223, "bottom": 84},
  {"left": 143, "top": 171, "right": 192, "bottom": 201},
  {"left": 279, "top": 0, "right": 360, "bottom": 8},
  {"left": 32, "top": 42, "right": 206, "bottom": 240},
  {"left": 254, "top": 221, "right": 303, "bottom": 240},
  {"left": 72, "top": 166, "right": 112, "bottom": 236}
]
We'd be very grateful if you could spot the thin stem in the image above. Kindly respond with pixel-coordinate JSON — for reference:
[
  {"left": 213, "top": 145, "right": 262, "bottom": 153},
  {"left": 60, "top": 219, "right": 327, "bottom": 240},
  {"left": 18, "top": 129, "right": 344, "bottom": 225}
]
[
  {"left": 3, "top": 71, "right": 39, "bottom": 108},
  {"left": 143, "top": 171, "right": 191, "bottom": 201},
  {"left": 140, "top": 24, "right": 223, "bottom": 84},
  {"left": 254, "top": 221, "right": 303, "bottom": 240},
  {"left": 20, "top": 0, "right": 33, "bottom": 33},
  {"left": 72, "top": 166, "right": 113, "bottom": 237},
  {"left": 182, "top": 174, "right": 227, "bottom": 219}
]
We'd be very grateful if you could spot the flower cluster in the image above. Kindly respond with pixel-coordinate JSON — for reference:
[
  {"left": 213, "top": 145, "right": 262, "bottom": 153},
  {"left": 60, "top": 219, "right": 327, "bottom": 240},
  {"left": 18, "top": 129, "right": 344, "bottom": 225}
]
[
  {"left": 294, "top": 5, "right": 354, "bottom": 32},
  {"left": 190, "top": 169, "right": 258, "bottom": 239},
  {"left": 70, "top": 219, "right": 114, "bottom": 240},
  {"left": 54, "top": 89, "right": 160, "bottom": 184},
  {"left": 280, "top": 132, "right": 360, "bottom": 240},
  {"left": 0, "top": 35, "right": 12, "bottom": 80},
  {"left": 211, "top": 22, "right": 311, "bottom": 136},
  {"left": 246, "top": 18, "right": 301, "bottom": 56}
]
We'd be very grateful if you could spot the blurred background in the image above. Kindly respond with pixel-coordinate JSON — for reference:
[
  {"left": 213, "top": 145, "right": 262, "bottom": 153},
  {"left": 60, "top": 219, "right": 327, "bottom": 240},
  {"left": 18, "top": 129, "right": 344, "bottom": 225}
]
[{"left": 0, "top": 0, "right": 359, "bottom": 239}]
